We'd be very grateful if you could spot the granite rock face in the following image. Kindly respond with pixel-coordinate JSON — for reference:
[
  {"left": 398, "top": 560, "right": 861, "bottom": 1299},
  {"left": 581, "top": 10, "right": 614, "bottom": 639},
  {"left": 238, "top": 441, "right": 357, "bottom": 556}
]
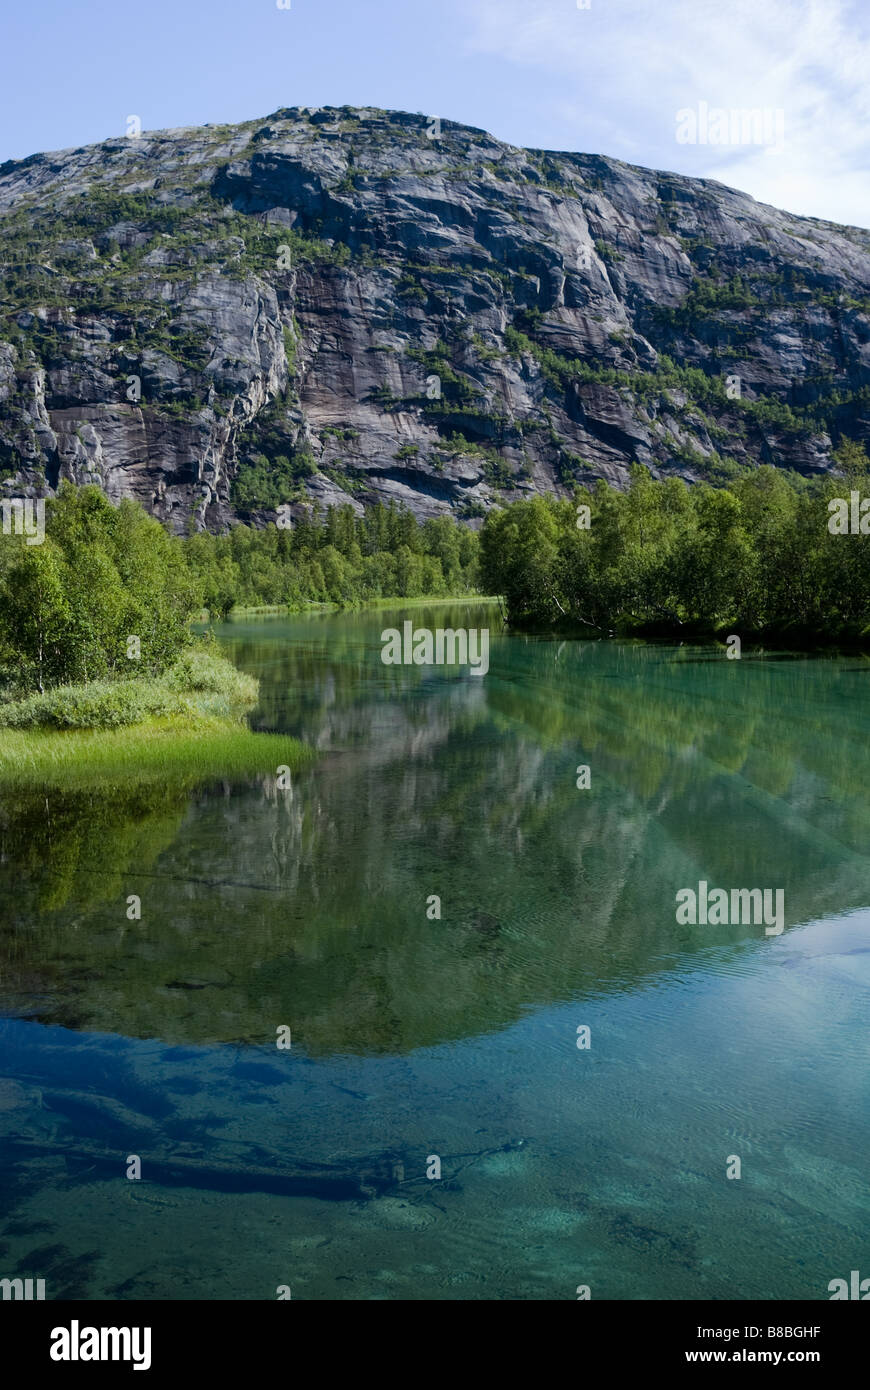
[{"left": 1, "top": 105, "right": 869, "bottom": 532}]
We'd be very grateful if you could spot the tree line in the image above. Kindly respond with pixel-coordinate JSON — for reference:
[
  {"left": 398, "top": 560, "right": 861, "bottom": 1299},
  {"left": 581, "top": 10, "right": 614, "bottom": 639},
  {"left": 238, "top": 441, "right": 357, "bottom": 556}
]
[
  {"left": 184, "top": 500, "right": 480, "bottom": 616},
  {"left": 3, "top": 443, "right": 869, "bottom": 702},
  {"left": 0, "top": 487, "right": 480, "bottom": 696},
  {"left": 479, "top": 442, "right": 870, "bottom": 642}
]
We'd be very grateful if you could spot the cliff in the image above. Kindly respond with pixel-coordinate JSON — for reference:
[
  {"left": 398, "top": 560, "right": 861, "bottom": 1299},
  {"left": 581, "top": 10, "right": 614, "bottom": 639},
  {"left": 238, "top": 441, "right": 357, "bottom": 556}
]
[{"left": 1, "top": 105, "right": 869, "bottom": 532}]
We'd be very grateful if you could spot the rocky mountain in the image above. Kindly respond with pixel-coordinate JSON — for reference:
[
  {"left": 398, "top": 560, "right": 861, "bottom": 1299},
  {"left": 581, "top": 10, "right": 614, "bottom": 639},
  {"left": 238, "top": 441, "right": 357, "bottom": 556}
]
[{"left": 1, "top": 105, "right": 869, "bottom": 533}]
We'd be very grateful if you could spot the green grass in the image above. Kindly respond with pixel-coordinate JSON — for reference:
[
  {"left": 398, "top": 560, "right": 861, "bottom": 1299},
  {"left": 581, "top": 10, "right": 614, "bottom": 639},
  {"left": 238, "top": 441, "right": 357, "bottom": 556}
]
[
  {"left": 0, "top": 642, "right": 313, "bottom": 790},
  {"left": 355, "top": 594, "right": 500, "bottom": 610},
  {"left": 0, "top": 646, "right": 258, "bottom": 730},
  {"left": 0, "top": 715, "right": 312, "bottom": 791},
  {"left": 221, "top": 604, "right": 303, "bottom": 617},
  {"left": 223, "top": 595, "right": 498, "bottom": 619}
]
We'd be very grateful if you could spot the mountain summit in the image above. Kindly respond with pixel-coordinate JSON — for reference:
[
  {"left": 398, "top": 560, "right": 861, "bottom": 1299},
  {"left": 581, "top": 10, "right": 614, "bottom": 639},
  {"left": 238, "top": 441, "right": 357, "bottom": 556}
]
[{"left": 1, "top": 105, "right": 869, "bottom": 531}]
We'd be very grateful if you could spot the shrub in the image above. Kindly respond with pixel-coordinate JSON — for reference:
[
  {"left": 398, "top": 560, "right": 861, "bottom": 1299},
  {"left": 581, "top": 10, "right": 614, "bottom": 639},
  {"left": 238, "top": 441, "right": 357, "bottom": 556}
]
[
  {"left": 0, "top": 646, "right": 258, "bottom": 729},
  {"left": 0, "top": 680, "right": 177, "bottom": 730},
  {"left": 162, "top": 645, "right": 258, "bottom": 704}
]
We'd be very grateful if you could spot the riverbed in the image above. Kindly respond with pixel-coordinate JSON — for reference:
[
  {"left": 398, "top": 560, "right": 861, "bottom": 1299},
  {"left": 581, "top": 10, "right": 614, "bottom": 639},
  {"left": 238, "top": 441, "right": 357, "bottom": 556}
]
[{"left": 0, "top": 602, "right": 868, "bottom": 1299}]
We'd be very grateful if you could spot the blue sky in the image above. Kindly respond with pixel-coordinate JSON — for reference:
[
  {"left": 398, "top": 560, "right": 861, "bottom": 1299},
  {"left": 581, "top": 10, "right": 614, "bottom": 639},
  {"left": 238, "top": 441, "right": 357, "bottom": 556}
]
[{"left": 3, "top": 0, "right": 868, "bottom": 227}]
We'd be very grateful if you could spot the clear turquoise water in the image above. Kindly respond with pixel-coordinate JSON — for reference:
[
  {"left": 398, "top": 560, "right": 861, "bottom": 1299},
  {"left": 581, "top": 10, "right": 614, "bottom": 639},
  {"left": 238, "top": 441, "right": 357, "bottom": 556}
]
[{"left": 1, "top": 603, "right": 868, "bottom": 1299}]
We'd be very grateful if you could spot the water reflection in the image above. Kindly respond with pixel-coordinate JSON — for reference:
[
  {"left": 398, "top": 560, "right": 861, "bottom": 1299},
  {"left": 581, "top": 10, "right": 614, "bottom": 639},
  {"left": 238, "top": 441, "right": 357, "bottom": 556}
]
[
  {"left": 2, "top": 607, "right": 870, "bottom": 1300},
  {"left": 1, "top": 607, "right": 869, "bottom": 1053}
]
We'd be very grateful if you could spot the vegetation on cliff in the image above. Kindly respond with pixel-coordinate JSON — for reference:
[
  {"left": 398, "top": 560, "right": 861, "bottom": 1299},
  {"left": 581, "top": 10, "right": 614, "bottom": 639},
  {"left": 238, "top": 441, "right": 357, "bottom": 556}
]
[{"left": 3, "top": 106, "right": 870, "bottom": 527}]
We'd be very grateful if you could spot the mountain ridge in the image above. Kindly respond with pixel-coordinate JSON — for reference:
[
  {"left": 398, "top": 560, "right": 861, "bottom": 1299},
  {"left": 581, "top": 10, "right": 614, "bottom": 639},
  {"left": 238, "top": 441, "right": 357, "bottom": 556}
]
[{"left": 1, "top": 104, "right": 869, "bottom": 532}]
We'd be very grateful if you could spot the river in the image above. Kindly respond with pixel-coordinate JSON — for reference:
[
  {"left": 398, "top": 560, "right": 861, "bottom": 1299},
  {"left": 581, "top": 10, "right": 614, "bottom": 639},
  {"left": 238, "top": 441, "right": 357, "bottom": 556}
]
[{"left": 1, "top": 601, "right": 868, "bottom": 1299}]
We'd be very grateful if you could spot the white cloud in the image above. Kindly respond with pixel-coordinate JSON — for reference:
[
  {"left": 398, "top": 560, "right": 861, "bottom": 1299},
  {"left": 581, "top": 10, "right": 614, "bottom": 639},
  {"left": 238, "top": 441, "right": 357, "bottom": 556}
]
[{"left": 459, "top": 0, "right": 870, "bottom": 227}]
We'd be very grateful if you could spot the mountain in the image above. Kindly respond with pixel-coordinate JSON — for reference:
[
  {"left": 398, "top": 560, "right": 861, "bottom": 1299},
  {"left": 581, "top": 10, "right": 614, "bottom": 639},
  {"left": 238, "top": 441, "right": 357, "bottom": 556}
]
[{"left": 1, "top": 105, "right": 869, "bottom": 533}]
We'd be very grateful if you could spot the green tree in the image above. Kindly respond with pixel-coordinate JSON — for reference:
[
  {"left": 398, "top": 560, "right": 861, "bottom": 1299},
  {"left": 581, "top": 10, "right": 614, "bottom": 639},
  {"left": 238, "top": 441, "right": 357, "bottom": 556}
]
[{"left": 0, "top": 540, "right": 72, "bottom": 692}]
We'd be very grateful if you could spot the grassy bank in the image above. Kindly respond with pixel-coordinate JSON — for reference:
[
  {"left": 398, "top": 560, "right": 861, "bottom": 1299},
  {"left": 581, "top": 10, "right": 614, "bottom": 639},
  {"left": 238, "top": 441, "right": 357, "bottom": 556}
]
[
  {"left": 222, "top": 594, "right": 500, "bottom": 619},
  {"left": 0, "top": 644, "right": 312, "bottom": 790},
  {"left": 0, "top": 647, "right": 259, "bottom": 730},
  {"left": 0, "top": 715, "right": 312, "bottom": 791}
]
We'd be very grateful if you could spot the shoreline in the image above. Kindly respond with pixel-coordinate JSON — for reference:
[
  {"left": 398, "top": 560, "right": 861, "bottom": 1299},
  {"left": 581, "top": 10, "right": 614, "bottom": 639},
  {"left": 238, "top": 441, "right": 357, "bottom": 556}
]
[
  {"left": 502, "top": 616, "right": 870, "bottom": 655},
  {"left": 0, "top": 647, "right": 311, "bottom": 791},
  {"left": 0, "top": 714, "right": 313, "bottom": 792},
  {"left": 208, "top": 594, "right": 501, "bottom": 620},
  {"left": 0, "top": 605, "right": 500, "bottom": 790}
]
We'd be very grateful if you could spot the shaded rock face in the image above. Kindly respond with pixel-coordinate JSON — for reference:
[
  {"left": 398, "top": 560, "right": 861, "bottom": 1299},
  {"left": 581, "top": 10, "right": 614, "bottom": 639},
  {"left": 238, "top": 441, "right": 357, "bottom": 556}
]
[{"left": 0, "top": 105, "right": 869, "bottom": 533}]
